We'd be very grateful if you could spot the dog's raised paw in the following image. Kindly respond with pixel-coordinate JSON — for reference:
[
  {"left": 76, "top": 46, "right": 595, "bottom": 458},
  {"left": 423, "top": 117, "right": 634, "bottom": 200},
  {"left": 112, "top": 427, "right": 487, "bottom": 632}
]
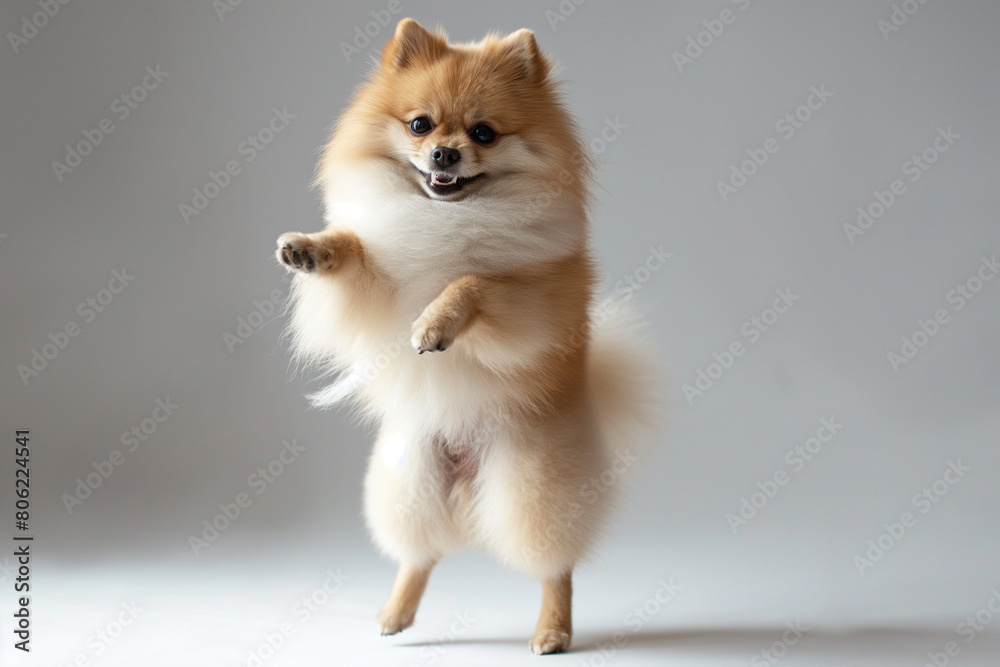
[
  {"left": 410, "top": 313, "right": 459, "bottom": 354},
  {"left": 276, "top": 232, "right": 334, "bottom": 273},
  {"left": 529, "top": 628, "right": 570, "bottom": 655}
]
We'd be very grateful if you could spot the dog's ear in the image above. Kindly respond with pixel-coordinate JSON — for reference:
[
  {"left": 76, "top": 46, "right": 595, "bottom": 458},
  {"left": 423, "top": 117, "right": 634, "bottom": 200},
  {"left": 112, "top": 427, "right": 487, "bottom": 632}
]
[
  {"left": 500, "top": 28, "right": 549, "bottom": 83},
  {"left": 382, "top": 18, "right": 448, "bottom": 70}
]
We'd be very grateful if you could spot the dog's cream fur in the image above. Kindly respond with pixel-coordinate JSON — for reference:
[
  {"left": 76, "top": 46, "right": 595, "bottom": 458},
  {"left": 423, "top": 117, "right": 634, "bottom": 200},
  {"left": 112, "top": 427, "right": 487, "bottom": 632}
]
[{"left": 276, "top": 19, "right": 657, "bottom": 654}]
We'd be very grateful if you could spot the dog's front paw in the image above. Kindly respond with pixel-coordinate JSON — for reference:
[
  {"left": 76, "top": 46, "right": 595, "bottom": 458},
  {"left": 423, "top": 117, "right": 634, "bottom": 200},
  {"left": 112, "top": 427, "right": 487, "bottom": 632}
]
[
  {"left": 410, "top": 310, "right": 461, "bottom": 354},
  {"left": 529, "top": 628, "right": 571, "bottom": 655},
  {"left": 276, "top": 232, "right": 335, "bottom": 273}
]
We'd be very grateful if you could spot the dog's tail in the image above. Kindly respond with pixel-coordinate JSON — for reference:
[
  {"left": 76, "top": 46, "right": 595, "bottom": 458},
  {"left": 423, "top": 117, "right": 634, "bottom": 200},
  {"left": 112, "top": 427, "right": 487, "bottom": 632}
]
[{"left": 586, "top": 303, "right": 666, "bottom": 463}]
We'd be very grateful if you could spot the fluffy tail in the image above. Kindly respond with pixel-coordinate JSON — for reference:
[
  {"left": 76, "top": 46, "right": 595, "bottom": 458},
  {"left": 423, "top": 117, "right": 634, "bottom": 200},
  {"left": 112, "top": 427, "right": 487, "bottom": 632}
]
[{"left": 587, "top": 304, "right": 667, "bottom": 462}]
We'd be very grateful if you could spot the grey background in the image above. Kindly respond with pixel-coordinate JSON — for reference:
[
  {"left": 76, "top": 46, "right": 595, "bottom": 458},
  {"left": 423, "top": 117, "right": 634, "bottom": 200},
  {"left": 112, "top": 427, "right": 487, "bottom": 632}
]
[{"left": 1, "top": 1, "right": 999, "bottom": 665}]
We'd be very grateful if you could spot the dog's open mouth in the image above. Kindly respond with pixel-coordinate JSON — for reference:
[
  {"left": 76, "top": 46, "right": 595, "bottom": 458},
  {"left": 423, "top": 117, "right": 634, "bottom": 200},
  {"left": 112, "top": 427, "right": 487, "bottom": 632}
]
[{"left": 419, "top": 169, "right": 486, "bottom": 197}]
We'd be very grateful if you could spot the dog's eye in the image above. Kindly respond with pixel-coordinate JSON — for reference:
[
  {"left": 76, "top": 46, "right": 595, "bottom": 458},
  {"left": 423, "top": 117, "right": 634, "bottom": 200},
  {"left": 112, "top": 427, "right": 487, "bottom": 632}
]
[
  {"left": 470, "top": 123, "right": 496, "bottom": 145},
  {"left": 409, "top": 116, "right": 433, "bottom": 136}
]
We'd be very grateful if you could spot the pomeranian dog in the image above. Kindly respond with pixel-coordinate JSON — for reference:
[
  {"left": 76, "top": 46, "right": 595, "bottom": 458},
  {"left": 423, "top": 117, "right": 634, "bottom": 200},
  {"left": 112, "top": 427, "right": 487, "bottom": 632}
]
[{"left": 277, "top": 18, "right": 656, "bottom": 654}]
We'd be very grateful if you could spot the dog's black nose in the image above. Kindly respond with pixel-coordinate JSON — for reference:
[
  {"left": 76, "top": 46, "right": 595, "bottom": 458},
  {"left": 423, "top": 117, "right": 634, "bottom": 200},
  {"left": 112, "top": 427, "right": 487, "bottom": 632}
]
[{"left": 431, "top": 146, "right": 461, "bottom": 168}]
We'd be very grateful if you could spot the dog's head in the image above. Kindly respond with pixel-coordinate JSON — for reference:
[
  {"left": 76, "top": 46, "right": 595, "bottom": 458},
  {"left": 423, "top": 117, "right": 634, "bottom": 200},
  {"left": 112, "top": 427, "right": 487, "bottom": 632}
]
[{"left": 327, "top": 19, "right": 587, "bottom": 204}]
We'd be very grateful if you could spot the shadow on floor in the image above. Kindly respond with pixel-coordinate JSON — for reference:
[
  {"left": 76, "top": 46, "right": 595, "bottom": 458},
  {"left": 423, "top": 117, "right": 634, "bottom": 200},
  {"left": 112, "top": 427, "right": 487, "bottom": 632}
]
[
  {"left": 397, "top": 624, "right": 999, "bottom": 661},
  {"left": 572, "top": 624, "right": 997, "bottom": 661}
]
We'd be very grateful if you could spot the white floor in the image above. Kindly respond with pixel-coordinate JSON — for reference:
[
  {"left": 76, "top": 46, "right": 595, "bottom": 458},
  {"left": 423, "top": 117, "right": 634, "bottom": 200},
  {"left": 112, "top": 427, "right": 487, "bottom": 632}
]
[{"left": 4, "top": 533, "right": 998, "bottom": 667}]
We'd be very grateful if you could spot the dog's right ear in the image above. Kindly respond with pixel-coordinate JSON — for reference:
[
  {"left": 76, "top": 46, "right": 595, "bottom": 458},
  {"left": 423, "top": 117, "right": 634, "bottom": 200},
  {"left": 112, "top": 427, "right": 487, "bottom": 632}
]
[{"left": 382, "top": 18, "right": 448, "bottom": 70}]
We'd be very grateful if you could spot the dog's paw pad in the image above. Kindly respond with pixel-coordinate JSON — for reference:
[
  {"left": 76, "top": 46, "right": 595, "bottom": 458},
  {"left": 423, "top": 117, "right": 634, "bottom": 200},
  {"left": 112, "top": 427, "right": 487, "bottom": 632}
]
[
  {"left": 276, "top": 233, "right": 333, "bottom": 273},
  {"left": 529, "top": 629, "right": 571, "bottom": 655}
]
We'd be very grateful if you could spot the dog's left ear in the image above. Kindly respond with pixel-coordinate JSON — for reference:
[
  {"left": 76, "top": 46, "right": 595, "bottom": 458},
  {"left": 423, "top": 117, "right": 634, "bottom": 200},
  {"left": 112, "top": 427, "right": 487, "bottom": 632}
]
[{"left": 501, "top": 29, "right": 550, "bottom": 83}]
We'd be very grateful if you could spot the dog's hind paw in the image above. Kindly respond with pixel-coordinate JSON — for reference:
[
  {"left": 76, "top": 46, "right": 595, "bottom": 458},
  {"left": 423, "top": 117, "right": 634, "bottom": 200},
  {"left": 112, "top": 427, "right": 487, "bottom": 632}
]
[
  {"left": 529, "top": 628, "right": 571, "bottom": 655},
  {"left": 376, "top": 605, "right": 416, "bottom": 636}
]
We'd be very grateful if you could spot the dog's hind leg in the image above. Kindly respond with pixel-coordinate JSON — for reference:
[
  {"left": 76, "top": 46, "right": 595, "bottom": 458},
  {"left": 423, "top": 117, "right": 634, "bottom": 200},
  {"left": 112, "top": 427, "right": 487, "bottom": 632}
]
[
  {"left": 377, "top": 560, "right": 438, "bottom": 635},
  {"left": 530, "top": 570, "right": 573, "bottom": 654}
]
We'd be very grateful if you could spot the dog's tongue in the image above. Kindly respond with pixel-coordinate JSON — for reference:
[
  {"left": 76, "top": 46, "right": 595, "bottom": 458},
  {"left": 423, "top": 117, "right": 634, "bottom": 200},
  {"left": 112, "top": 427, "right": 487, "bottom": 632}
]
[{"left": 432, "top": 172, "right": 457, "bottom": 186}]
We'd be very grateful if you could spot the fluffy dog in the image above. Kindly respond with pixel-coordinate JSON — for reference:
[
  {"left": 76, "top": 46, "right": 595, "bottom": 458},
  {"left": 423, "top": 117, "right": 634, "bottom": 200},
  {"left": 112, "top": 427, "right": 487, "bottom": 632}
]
[{"left": 277, "top": 18, "right": 656, "bottom": 654}]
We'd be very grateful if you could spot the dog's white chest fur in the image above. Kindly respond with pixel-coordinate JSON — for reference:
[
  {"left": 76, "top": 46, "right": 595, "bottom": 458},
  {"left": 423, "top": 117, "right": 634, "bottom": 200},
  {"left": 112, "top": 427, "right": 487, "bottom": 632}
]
[{"left": 323, "top": 164, "right": 584, "bottom": 311}]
